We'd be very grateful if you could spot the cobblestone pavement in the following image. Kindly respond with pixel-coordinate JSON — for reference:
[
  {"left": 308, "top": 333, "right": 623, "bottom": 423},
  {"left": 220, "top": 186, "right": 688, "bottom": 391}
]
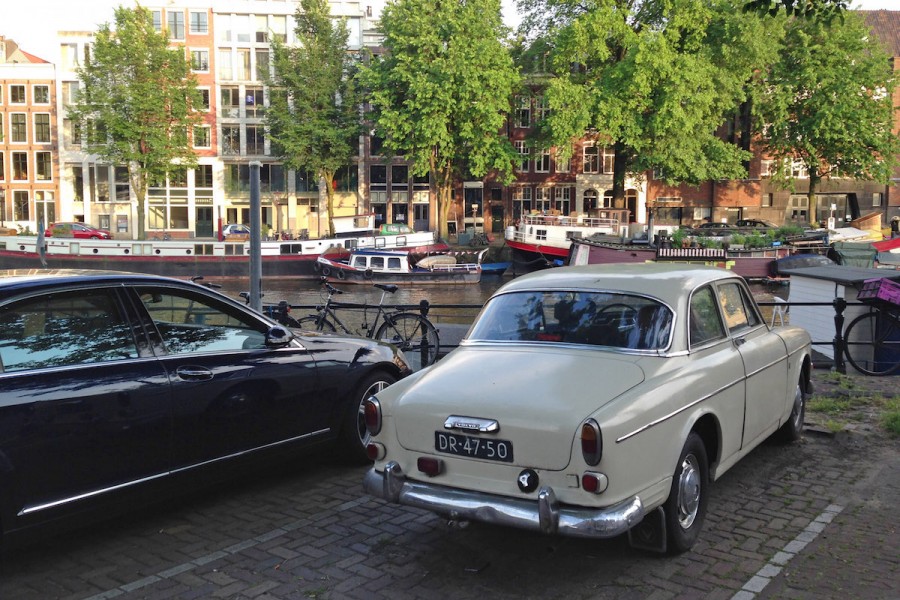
[{"left": 0, "top": 370, "right": 896, "bottom": 600}]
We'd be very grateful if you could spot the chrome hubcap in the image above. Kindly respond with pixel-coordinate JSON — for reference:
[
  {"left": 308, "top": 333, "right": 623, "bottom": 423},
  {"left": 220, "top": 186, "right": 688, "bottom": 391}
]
[{"left": 676, "top": 454, "right": 701, "bottom": 529}]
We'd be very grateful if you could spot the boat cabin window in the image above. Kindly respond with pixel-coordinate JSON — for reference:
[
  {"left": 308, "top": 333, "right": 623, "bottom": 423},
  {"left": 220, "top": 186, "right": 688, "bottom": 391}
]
[{"left": 352, "top": 256, "right": 367, "bottom": 268}]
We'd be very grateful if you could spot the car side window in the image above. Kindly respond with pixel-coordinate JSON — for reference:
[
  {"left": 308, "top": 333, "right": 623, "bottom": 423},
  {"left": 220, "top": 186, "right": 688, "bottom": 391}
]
[
  {"left": 689, "top": 286, "right": 727, "bottom": 347},
  {"left": 0, "top": 289, "right": 139, "bottom": 372},
  {"left": 717, "top": 282, "right": 761, "bottom": 333},
  {"left": 137, "top": 287, "right": 268, "bottom": 354}
]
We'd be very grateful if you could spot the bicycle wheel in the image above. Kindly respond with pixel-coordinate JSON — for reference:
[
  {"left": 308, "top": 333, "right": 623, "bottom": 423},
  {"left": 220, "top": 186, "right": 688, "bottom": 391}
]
[
  {"left": 297, "top": 315, "right": 337, "bottom": 332},
  {"left": 375, "top": 313, "right": 440, "bottom": 371},
  {"left": 843, "top": 310, "right": 900, "bottom": 376}
]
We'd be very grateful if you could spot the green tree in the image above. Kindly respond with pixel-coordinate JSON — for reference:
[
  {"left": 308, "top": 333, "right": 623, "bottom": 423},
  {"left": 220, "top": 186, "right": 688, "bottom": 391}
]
[
  {"left": 359, "top": 0, "right": 521, "bottom": 239},
  {"left": 69, "top": 6, "right": 201, "bottom": 239},
  {"left": 266, "top": 0, "right": 360, "bottom": 238},
  {"left": 752, "top": 12, "right": 898, "bottom": 224},
  {"left": 519, "top": 0, "right": 776, "bottom": 206}
]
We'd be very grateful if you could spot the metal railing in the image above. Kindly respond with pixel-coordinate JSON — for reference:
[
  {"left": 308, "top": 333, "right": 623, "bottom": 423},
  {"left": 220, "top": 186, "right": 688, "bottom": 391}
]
[{"left": 282, "top": 299, "right": 860, "bottom": 373}]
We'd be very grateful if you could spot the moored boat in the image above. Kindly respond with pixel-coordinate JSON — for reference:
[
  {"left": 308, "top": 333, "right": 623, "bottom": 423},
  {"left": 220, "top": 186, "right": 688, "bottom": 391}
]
[
  {"left": 0, "top": 219, "right": 448, "bottom": 280},
  {"left": 315, "top": 248, "right": 483, "bottom": 285},
  {"left": 505, "top": 210, "right": 631, "bottom": 270}
]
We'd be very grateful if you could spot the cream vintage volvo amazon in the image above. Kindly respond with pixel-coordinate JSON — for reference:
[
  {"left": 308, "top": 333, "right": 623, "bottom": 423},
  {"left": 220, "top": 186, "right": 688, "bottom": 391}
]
[{"left": 363, "top": 264, "right": 812, "bottom": 553}]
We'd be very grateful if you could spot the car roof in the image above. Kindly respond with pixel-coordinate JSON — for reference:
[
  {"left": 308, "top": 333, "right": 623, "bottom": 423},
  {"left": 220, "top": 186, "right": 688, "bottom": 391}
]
[
  {"left": 0, "top": 269, "right": 205, "bottom": 297},
  {"left": 495, "top": 264, "right": 739, "bottom": 303}
]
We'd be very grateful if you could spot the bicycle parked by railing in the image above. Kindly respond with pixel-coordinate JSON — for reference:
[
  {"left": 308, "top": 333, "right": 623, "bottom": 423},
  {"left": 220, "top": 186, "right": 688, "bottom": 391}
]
[
  {"left": 298, "top": 278, "right": 440, "bottom": 371},
  {"left": 843, "top": 278, "right": 900, "bottom": 376}
]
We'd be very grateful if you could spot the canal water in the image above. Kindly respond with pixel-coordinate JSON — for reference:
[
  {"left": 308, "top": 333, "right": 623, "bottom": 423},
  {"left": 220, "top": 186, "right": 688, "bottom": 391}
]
[{"left": 217, "top": 273, "right": 788, "bottom": 334}]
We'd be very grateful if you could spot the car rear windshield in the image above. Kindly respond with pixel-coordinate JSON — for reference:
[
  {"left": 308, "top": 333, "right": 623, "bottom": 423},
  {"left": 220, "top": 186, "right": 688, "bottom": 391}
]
[{"left": 467, "top": 291, "right": 672, "bottom": 350}]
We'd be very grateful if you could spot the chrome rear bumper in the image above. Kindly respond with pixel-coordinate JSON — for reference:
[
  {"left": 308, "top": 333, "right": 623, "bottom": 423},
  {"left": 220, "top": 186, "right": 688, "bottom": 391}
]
[{"left": 363, "top": 462, "right": 644, "bottom": 539}]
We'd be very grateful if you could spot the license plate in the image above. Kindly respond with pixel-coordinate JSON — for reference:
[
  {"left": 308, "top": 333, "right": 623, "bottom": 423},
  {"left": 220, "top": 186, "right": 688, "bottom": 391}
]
[{"left": 435, "top": 431, "right": 514, "bottom": 462}]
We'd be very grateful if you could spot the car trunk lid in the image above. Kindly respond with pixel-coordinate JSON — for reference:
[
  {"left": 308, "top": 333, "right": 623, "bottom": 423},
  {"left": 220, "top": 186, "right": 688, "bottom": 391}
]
[{"left": 392, "top": 345, "right": 644, "bottom": 470}]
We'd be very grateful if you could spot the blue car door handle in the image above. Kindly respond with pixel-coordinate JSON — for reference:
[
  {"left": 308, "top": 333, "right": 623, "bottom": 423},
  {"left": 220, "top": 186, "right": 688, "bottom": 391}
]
[{"left": 175, "top": 366, "right": 214, "bottom": 381}]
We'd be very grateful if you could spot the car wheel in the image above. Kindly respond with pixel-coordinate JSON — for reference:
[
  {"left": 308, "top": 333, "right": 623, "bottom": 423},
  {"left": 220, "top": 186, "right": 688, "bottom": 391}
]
[
  {"left": 776, "top": 378, "right": 806, "bottom": 443},
  {"left": 664, "top": 432, "right": 708, "bottom": 554},
  {"left": 338, "top": 371, "right": 397, "bottom": 463}
]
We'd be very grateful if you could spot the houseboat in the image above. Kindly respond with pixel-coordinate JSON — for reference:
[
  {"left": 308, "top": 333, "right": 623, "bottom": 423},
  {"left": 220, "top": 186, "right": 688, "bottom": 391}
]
[
  {"left": 0, "top": 215, "right": 448, "bottom": 280},
  {"left": 505, "top": 210, "right": 631, "bottom": 269}
]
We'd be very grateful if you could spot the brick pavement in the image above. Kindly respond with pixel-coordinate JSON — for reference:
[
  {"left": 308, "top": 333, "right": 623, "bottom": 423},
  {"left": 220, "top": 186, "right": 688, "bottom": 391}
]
[{"left": 0, "top": 370, "right": 896, "bottom": 600}]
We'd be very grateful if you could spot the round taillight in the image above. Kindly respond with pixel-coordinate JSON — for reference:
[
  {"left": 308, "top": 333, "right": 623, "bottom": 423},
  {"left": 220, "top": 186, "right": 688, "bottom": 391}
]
[
  {"left": 581, "top": 419, "right": 603, "bottom": 466},
  {"left": 364, "top": 397, "right": 382, "bottom": 435},
  {"left": 366, "top": 443, "right": 385, "bottom": 461},
  {"left": 582, "top": 471, "right": 608, "bottom": 494}
]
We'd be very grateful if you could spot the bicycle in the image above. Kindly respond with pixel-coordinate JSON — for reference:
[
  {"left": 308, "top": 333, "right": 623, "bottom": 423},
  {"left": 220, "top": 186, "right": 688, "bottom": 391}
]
[
  {"left": 298, "top": 277, "right": 440, "bottom": 371},
  {"left": 842, "top": 278, "right": 900, "bottom": 376}
]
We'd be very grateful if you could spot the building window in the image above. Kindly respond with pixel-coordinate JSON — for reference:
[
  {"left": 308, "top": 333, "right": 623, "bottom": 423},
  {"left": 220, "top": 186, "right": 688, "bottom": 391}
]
[
  {"left": 35, "top": 152, "right": 52, "bottom": 180},
  {"left": 189, "top": 11, "right": 208, "bottom": 34},
  {"left": 151, "top": 10, "right": 162, "bottom": 31},
  {"left": 198, "top": 88, "right": 210, "bottom": 111},
  {"left": 514, "top": 95, "right": 530, "bottom": 128},
  {"left": 872, "top": 192, "right": 883, "bottom": 207},
  {"left": 255, "top": 15, "right": 269, "bottom": 42},
  {"left": 222, "top": 126, "right": 241, "bottom": 155},
  {"left": 220, "top": 87, "right": 240, "bottom": 118},
  {"left": 271, "top": 16, "right": 287, "bottom": 42},
  {"left": 0, "top": 153, "right": 4, "bottom": 181},
  {"left": 35, "top": 190, "right": 55, "bottom": 227},
  {"left": 535, "top": 95, "right": 550, "bottom": 122},
  {"left": 245, "top": 88, "right": 265, "bottom": 118},
  {"left": 255, "top": 49, "right": 270, "bottom": 81},
  {"left": 33, "top": 85, "right": 50, "bottom": 104},
  {"left": 295, "top": 169, "right": 319, "bottom": 192},
  {"left": 246, "top": 126, "right": 265, "bottom": 155},
  {"left": 791, "top": 159, "right": 808, "bottom": 179},
  {"left": 34, "top": 113, "right": 51, "bottom": 143},
  {"left": 583, "top": 145, "right": 599, "bottom": 173},
  {"left": 601, "top": 146, "right": 615, "bottom": 174},
  {"left": 193, "top": 125, "right": 211, "bottom": 148},
  {"left": 60, "top": 44, "right": 79, "bottom": 70},
  {"left": 555, "top": 186, "right": 572, "bottom": 215},
  {"left": 762, "top": 193, "right": 773, "bottom": 207},
  {"left": 512, "top": 186, "right": 532, "bottom": 219},
  {"left": 63, "top": 119, "right": 81, "bottom": 149},
  {"left": 555, "top": 148, "right": 570, "bottom": 174},
  {"left": 237, "top": 49, "right": 251, "bottom": 81},
  {"left": 195, "top": 164, "right": 213, "bottom": 188},
  {"left": 13, "top": 190, "right": 29, "bottom": 220},
  {"left": 334, "top": 165, "right": 357, "bottom": 192},
  {"left": 10, "top": 85, "right": 26, "bottom": 104},
  {"left": 12, "top": 152, "right": 28, "bottom": 180},
  {"left": 535, "top": 187, "right": 551, "bottom": 211},
  {"left": 115, "top": 166, "right": 130, "bottom": 201},
  {"left": 167, "top": 10, "right": 185, "bottom": 40},
  {"left": 218, "top": 49, "right": 233, "bottom": 81},
  {"left": 191, "top": 49, "right": 209, "bottom": 72},
  {"left": 11, "top": 114, "right": 27, "bottom": 143},
  {"left": 70, "top": 165, "right": 84, "bottom": 201},
  {"left": 62, "top": 81, "right": 80, "bottom": 106},
  {"left": 759, "top": 159, "right": 773, "bottom": 177},
  {"left": 515, "top": 141, "right": 529, "bottom": 172},
  {"left": 535, "top": 149, "right": 550, "bottom": 173}
]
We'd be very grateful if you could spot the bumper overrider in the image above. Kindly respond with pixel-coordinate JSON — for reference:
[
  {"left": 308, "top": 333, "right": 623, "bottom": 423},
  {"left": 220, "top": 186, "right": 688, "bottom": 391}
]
[{"left": 363, "top": 462, "right": 644, "bottom": 539}]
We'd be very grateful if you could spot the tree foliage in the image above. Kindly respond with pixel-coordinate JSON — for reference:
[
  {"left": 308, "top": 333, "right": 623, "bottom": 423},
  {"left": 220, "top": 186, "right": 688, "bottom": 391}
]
[
  {"left": 69, "top": 6, "right": 201, "bottom": 239},
  {"left": 358, "top": 0, "right": 521, "bottom": 239},
  {"left": 266, "top": 0, "right": 360, "bottom": 237},
  {"left": 752, "top": 12, "right": 898, "bottom": 223},
  {"left": 518, "top": 0, "right": 778, "bottom": 205},
  {"left": 742, "top": 0, "right": 848, "bottom": 22}
]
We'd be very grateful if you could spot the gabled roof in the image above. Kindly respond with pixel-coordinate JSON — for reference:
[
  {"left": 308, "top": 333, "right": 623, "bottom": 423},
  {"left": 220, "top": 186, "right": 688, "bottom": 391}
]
[{"left": 860, "top": 10, "right": 900, "bottom": 56}]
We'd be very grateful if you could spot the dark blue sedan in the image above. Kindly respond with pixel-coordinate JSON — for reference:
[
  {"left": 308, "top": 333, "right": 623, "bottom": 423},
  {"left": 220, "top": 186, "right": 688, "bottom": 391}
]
[{"left": 0, "top": 270, "right": 410, "bottom": 542}]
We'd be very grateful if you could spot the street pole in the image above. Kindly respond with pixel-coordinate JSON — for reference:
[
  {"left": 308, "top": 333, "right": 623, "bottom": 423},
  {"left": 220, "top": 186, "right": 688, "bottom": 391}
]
[{"left": 249, "top": 161, "right": 263, "bottom": 312}]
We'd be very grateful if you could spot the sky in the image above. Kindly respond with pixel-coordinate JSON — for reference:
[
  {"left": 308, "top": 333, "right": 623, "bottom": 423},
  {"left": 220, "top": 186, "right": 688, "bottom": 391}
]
[{"left": 2, "top": 0, "right": 897, "bottom": 63}]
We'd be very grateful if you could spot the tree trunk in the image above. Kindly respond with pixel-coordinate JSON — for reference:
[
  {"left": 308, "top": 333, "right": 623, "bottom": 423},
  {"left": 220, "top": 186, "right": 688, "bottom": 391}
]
[
  {"left": 321, "top": 168, "right": 336, "bottom": 238},
  {"left": 432, "top": 158, "right": 453, "bottom": 240},
  {"left": 807, "top": 168, "right": 820, "bottom": 227},
  {"left": 130, "top": 165, "right": 147, "bottom": 240},
  {"left": 612, "top": 140, "right": 628, "bottom": 208}
]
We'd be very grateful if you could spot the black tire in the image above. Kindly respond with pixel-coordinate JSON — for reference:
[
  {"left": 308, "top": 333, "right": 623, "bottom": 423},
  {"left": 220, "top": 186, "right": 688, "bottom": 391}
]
[
  {"left": 664, "top": 432, "right": 709, "bottom": 554},
  {"left": 337, "top": 269, "right": 346, "bottom": 280},
  {"left": 775, "top": 378, "right": 806, "bottom": 442},
  {"left": 297, "top": 315, "right": 337, "bottom": 332},
  {"left": 338, "top": 371, "right": 397, "bottom": 463},
  {"left": 375, "top": 313, "right": 440, "bottom": 371},
  {"left": 843, "top": 311, "right": 900, "bottom": 376},
  {"left": 322, "top": 266, "right": 331, "bottom": 277}
]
